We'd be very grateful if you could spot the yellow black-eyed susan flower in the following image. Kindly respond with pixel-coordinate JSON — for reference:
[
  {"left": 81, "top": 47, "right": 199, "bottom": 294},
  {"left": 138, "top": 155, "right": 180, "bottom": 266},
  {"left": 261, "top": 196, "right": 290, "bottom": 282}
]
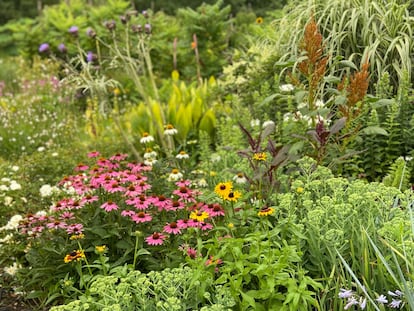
[
  {"left": 258, "top": 207, "right": 275, "bottom": 217},
  {"left": 256, "top": 17, "right": 264, "bottom": 24},
  {"left": 224, "top": 190, "right": 241, "bottom": 202},
  {"left": 64, "top": 250, "right": 85, "bottom": 263},
  {"left": 253, "top": 152, "right": 267, "bottom": 161},
  {"left": 214, "top": 181, "right": 233, "bottom": 198}
]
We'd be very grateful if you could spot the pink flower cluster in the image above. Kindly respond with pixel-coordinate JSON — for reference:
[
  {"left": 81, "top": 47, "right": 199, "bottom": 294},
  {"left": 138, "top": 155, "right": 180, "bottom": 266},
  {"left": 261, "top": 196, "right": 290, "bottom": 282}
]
[{"left": 19, "top": 152, "right": 226, "bottom": 248}]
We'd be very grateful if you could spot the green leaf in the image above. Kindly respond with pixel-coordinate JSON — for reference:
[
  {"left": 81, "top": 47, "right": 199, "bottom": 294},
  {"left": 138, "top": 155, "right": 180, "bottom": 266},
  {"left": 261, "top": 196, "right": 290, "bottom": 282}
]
[{"left": 362, "top": 126, "right": 389, "bottom": 136}]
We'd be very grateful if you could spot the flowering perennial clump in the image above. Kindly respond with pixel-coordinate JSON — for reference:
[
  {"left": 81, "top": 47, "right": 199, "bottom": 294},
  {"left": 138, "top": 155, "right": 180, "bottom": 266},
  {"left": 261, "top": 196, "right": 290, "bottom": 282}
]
[{"left": 17, "top": 153, "right": 227, "bottom": 255}]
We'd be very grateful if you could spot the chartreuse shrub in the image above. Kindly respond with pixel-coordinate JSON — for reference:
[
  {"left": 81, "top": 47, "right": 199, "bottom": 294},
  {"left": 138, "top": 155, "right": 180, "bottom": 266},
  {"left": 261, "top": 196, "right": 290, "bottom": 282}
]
[{"left": 50, "top": 266, "right": 235, "bottom": 311}]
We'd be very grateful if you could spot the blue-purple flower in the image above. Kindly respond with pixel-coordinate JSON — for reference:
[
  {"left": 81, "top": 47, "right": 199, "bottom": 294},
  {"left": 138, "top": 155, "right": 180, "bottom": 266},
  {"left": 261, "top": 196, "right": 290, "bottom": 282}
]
[
  {"left": 38, "top": 43, "right": 50, "bottom": 53},
  {"left": 68, "top": 26, "right": 79, "bottom": 36},
  {"left": 86, "top": 51, "right": 97, "bottom": 63}
]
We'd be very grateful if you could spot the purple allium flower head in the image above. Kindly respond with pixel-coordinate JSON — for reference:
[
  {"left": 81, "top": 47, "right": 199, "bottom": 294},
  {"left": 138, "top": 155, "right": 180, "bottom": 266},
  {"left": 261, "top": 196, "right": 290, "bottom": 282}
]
[
  {"left": 38, "top": 43, "right": 50, "bottom": 53},
  {"left": 86, "top": 28, "right": 97, "bottom": 38},
  {"left": 144, "top": 23, "right": 151, "bottom": 34},
  {"left": 58, "top": 43, "right": 67, "bottom": 53},
  {"left": 68, "top": 26, "right": 79, "bottom": 36}
]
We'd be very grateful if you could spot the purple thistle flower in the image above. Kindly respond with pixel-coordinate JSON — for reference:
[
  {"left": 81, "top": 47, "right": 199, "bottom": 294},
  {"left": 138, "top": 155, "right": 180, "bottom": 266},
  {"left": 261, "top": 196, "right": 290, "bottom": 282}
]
[
  {"left": 142, "top": 10, "right": 148, "bottom": 18},
  {"left": 86, "top": 28, "right": 97, "bottom": 38},
  {"left": 58, "top": 43, "right": 67, "bottom": 53},
  {"left": 38, "top": 43, "right": 50, "bottom": 53},
  {"left": 144, "top": 23, "right": 151, "bottom": 34},
  {"left": 86, "top": 51, "right": 97, "bottom": 63},
  {"left": 68, "top": 26, "right": 79, "bottom": 36},
  {"left": 104, "top": 20, "right": 116, "bottom": 31}
]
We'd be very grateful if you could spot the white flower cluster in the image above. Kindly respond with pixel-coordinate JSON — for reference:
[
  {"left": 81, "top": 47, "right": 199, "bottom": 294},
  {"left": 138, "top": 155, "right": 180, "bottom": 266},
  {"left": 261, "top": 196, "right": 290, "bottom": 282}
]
[
  {"left": 0, "top": 178, "right": 22, "bottom": 191},
  {"left": 0, "top": 214, "right": 23, "bottom": 231},
  {"left": 39, "top": 184, "right": 60, "bottom": 197}
]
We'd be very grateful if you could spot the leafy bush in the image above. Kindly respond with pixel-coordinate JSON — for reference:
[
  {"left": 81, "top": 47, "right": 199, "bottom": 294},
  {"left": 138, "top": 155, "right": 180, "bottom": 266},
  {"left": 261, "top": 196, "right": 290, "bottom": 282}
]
[{"left": 50, "top": 266, "right": 235, "bottom": 311}]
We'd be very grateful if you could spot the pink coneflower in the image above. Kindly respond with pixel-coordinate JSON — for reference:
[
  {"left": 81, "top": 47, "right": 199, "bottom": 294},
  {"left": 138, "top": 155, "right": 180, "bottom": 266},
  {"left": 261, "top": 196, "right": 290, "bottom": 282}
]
[
  {"left": 74, "top": 163, "right": 89, "bottom": 171},
  {"left": 164, "top": 200, "right": 185, "bottom": 211},
  {"left": 163, "top": 222, "right": 181, "bottom": 234},
  {"left": 187, "top": 247, "right": 197, "bottom": 259},
  {"left": 81, "top": 194, "right": 99, "bottom": 204},
  {"left": 121, "top": 210, "right": 136, "bottom": 217},
  {"left": 151, "top": 195, "right": 172, "bottom": 211},
  {"left": 176, "top": 180, "right": 191, "bottom": 187},
  {"left": 136, "top": 181, "right": 151, "bottom": 192},
  {"left": 67, "top": 200, "right": 84, "bottom": 210},
  {"left": 176, "top": 219, "right": 190, "bottom": 229},
  {"left": 206, "top": 203, "right": 225, "bottom": 217},
  {"left": 46, "top": 220, "right": 67, "bottom": 230},
  {"left": 199, "top": 222, "right": 213, "bottom": 231},
  {"left": 172, "top": 186, "right": 195, "bottom": 201},
  {"left": 32, "top": 226, "right": 45, "bottom": 234},
  {"left": 104, "top": 181, "right": 125, "bottom": 193},
  {"left": 66, "top": 223, "right": 84, "bottom": 235},
  {"left": 131, "top": 212, "right": 152, "bottom": 223},
  {"left": 97, "top": 157, "right": 112, "bottom": 168},
  {"left": 60, "top": 211, "right": 75, "bottom": 220},
  {"left": 187, "top": 219, "right": 202, "bottom": 229},
  {"left": 124, "top": 185, "right": 142, "bottom": 197},
  {"left": 145, "top": 232, "right": 166, "bottom": 245},
  {"left": 87, "top": 151, "right": 100, "bottom": 158},
  {"left": 110, "top": 153, "right": 128, "bottom": 161},
  {"left": 134, "top": 195, "right": 151, "bottom": 210},
  {"left": 100, "top": 200, "right": 119, "bottom": 212}
]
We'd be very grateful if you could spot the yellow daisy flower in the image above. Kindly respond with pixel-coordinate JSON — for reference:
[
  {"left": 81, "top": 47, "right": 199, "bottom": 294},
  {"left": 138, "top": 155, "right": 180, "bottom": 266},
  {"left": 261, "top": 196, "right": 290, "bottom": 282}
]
[
  {"left": 256, "top": 17, "right": 264, "bottom": 24},
  {"left": 214, "top": 181, "right": 233, "bottom": 198},
  {"left": 253, "top": 152, "right": 267, "bottom": 161},
  {"left": 189, "top": 210, "right": 209, "bottom": 222},
  {"left": 257, "top": 207, "right": 275, "bottom": 217},
  {"left": 64, "top": 250, "right": 85, "bottom": 263},
  {"left": 224, "top": 190, "right": 241, "bottom": 202},
  {"left": 95, "top": 245, "right": 107, "bottom": 254}
]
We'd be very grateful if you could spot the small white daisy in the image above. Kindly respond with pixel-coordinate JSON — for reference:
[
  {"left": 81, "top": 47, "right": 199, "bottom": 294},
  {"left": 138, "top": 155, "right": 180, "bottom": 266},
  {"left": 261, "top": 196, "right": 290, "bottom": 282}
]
[
  {"left": 176, "top": 151, "right": 189, "bottom": 159},
  {"left": 164, "top": 124, "right": 178, "bottom": 136},
  {"left": 168, "top": 169, "right": 183, "bottom": 182},
  {"left": 233, "top": 173, "right": 247, "bottom": 184},
  {"left": 140, "top": 132, "right": 154, "bottom": 144}
]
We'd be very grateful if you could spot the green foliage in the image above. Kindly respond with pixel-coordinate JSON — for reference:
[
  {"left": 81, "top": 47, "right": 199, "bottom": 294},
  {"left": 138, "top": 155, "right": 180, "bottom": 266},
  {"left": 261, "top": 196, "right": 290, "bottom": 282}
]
[
  {"left": 0, "top": 57, "right": 82, "bottom": 161},
  {"left": 382, "top": 157, "right": 411, "bottom": 190},
  {"left": 177, "top": 0, "right": 232, "bottom": 79},
  {"left": 49, "top": 266, "right": 235, "bottom": 311},
  {"left": 286, "top": 157, "right": 414, "bottom": 306},
  {"left": 276, "top": 0, "right": 414, "bottom": 94}
]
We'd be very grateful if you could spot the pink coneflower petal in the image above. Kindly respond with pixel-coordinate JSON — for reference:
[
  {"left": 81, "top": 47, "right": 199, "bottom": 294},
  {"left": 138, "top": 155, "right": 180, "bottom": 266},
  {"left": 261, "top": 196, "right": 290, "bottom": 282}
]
[
  {"left": 100, "top": 201, "right": 119, "bottom": 212},
  {"left": 163, "top": 222, "right": 181, "bottom": 234},
  {"left": 176, "top": 219, "right": 189, "bottom": 229},
  {"left": 145, "top": 232, "right": 166, "bottom": 245},
  {"left": 121, "top": 210, "right": 136, "bottom": 217},
  {"left": 66, "top": 223, "right": 84, "bottom": 235},
  {"left": 131, "top": 212, "right": 152, "bottom": 223},
  {"left": 87, "top": 151, "right": 100, "bottom": 158}
]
